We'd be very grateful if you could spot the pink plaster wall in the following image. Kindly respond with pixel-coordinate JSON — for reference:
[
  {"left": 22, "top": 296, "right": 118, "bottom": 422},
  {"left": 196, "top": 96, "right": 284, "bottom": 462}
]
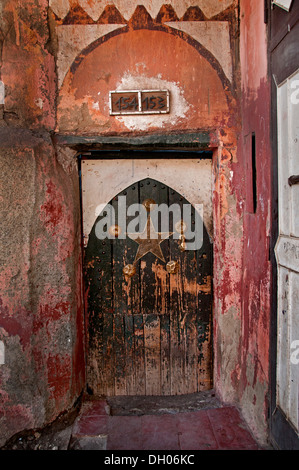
[
  {"left": 237, "top": 0, "right": 272, "bottom": 441},
  {"left": 0, "top": 0, "right": 85, "bottom": 446},
  {"left": 0, "top": 0, "right": 273, "bottom": 448}
]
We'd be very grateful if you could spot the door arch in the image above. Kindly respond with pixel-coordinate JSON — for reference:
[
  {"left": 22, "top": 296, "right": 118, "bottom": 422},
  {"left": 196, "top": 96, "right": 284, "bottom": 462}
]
[{"left": 83, "top": 174, "right": 213, "bottom": 396}]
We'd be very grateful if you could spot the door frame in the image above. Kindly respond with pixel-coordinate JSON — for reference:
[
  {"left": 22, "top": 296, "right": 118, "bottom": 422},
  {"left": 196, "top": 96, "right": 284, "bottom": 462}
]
[{"left": 77, "top": 145, "right": 215, "bottom": 396}]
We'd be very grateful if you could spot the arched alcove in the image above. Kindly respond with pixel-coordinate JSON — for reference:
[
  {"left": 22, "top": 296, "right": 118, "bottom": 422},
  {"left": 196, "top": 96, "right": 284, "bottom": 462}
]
[{"left": 57, "top": 27, "right": 233, "bottom": 134}]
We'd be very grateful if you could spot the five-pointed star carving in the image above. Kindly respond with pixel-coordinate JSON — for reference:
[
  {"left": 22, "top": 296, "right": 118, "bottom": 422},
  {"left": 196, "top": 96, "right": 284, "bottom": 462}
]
[{"left": 128, "top": 216, "right": 173, "bottom": 263}]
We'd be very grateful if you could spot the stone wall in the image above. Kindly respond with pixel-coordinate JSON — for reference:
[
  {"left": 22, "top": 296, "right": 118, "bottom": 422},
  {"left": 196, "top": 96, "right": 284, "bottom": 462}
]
[{"left": 0, "top": 0, "right": 85, "bottom": 446}]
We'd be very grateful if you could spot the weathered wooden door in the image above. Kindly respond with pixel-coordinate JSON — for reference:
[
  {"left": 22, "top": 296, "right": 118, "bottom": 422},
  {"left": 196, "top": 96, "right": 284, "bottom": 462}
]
[{"left": 82, "top": 156, "right": 213, "bottom": 396}]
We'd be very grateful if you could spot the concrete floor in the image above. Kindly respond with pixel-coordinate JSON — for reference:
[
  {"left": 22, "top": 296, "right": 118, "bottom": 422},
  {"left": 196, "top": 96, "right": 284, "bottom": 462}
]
[
  {"left": 69, "top": 392, "right": 262, "bottom": 450},
  {"left": 2, "top": 391, "right": 264, "bottom": 450}
]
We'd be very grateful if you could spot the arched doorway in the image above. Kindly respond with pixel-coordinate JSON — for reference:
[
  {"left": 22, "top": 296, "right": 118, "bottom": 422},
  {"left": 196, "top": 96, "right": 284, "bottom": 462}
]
[{"left": 82, "top": 155, "right": 213, "bottom": 396}]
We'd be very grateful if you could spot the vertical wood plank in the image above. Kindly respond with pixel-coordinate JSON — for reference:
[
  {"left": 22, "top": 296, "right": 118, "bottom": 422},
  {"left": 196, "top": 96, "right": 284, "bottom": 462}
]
[
  {"left": 144, "top": 313, "right": 161, "bottom": 395},
  {"left": 197, "top": 225, "right": 213, "bottom": 391},
  {"left": 160, "top": 313, "right": 171, "bottom": 395},
  {"left": 100, "top": 206, "right": 115, "bottom": 396},
  {"left": 169, "top": 272, "right": 185, "bottom": 395},
  {"left": 139, "top": 179, "right": 168, "bottom": 316},
  {"left": 84, "top": 215, "right": 114, "bottom": 396},
  {"left": 124, "top": 315, "right": 135, "bottom": 395},
  {"left": 112, "top": 194, "right": 128, "bottom": 317},
  {"left": 133, "top": 314, "right": 146, "bottom": 395},
  {"left": 139, "top": 179, "right": 170, "bottom": 395},
  {"left": 277, "top": 82, "right": 290, "bottom": 235},
  {"left": 289, "top": 272, "right": 299, "bottom": 428},
  {"left": 277, "top": 267, "right": 290, "bottom": 413},
  {"left": 111, "top": 184, "right": 142, "bottom": 395},
  {"left": 168, "top": 189, "right": 186, "bottom": 395},
  {"left": 182, "top": 248, "right": 198, "bottom": 394},
  {"left": 123, "top": 183, "right": 141, "bottom": 316},
  {"left": 114, "top": 315, "right": 127, "bottom": 396},
  {"left": 102, "top": 309, "right": 115, "bottom": 396},
  {"left": 289, "top": 72, "right": 299, "bottom": 237}
]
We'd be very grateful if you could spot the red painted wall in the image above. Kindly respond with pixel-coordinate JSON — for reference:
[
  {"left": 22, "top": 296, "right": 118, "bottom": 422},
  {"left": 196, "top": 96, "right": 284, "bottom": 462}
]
[
  {"left": 0, "top": 0, "right": 273, "bottom": 447},
  {"left": 0, "top": 0, "right": 85, "bottom": 445},
  {"left": 238, "top": 0, "right": 272, "bottom": 440}
]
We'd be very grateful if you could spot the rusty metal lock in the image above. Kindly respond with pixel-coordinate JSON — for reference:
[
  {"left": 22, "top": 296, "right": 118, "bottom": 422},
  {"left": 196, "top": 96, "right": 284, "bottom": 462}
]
[
  {"left": 123, "top": 264, "right": 136, "bottom": 277},
  {"left": 166, "top": 260, "right": 179, "bottom": 274}
]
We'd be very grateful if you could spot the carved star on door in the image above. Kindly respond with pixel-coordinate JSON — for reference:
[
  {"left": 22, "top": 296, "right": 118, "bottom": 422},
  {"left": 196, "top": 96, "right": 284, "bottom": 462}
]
[{"left": 127, "top": 215, "right": 173, "bottom": 263}]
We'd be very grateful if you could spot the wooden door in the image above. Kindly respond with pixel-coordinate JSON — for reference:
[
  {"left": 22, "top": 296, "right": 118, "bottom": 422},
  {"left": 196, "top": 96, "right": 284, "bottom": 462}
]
[
  {"left": 82, "top": 157, "right": 213, "bottom": 396},
  {"left": 269, "top": 0, "right": 299, "bottom": 448}
]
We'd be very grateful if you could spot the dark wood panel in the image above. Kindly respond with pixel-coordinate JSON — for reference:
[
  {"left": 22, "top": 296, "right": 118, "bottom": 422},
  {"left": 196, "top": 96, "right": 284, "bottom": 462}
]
[
  {"left": 271, "top": 21, "right": 299, "bottom": 84},
  {"left": 270, "top": 0, "right": 299, "bottom": 47},
  {"left": 271, "top": 407, "right": 299, "bottom": 450}
]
